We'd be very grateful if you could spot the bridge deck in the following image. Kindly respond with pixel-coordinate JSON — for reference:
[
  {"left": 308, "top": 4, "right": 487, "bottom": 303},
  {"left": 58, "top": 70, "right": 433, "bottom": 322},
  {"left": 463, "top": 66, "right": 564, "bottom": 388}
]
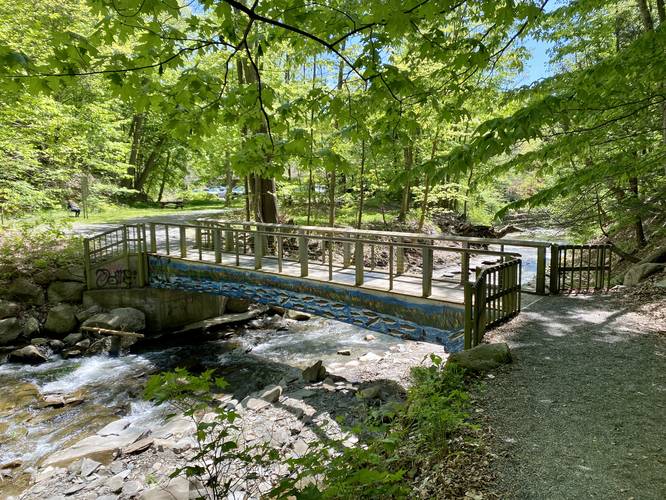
[{"left": 186, "top": 249, "right": 466, "bottom": 304}]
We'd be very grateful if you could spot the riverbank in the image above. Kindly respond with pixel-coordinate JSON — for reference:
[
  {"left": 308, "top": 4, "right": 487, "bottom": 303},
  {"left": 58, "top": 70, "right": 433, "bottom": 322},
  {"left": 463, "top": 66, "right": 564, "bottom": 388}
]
[{"left": 1, "top": 312, "right": 451, "bottom": 498}]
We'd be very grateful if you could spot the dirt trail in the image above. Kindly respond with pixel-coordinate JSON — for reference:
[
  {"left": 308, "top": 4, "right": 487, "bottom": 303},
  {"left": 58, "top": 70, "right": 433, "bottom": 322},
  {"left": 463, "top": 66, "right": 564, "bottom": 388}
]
[{"left": 480, "top": 294, "right": 665, "bottom": 499}]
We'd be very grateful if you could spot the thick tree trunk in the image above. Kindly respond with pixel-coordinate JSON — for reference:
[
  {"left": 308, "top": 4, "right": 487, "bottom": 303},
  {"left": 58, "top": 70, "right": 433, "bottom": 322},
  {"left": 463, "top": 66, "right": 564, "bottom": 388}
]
[
  {"left": 636, "top": 0, "right": 654, "bottom": 30},
  {"left": 240, "top": 53, "right": 279, "bottom": 223},
  {"left": 399, "top": 145, "right": 413, "bottom": 222},
  {"left": 135, "top": 137, "right": 165, "bottom": 193},
  {"left": 356, "top": 139, "right": 366, "bottom": 229},
  {"left": 125, "top": 114, "right": 144, "bottom": 188},
  {"left": 225, "top": 155, "right": 233, "bottom": 208},
  {"left": 157, "top": 151, "right": 170, "bottom": 202}
]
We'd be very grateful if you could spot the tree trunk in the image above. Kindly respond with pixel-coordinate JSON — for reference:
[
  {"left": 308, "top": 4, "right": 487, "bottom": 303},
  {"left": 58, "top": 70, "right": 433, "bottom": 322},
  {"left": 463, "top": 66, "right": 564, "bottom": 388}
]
[
  {"left": 636, "top": 0, "right": 654, "bottom": 30},
  {"left": 125, "top": 114, "right": 144, "bottom": 188},
  {"left": 157, "top": 151, "right": 170, "bottom": 202},
  {"left": 225, "top": 153, "right": 233, "bottom": 208},
  {"left": 418, "top": 129, "right": 440, "bottom": 231},
  {"left": 135, "top": 136, "right": 165, "bottom": 193},
  {"left": 244, "top": 176, "right": 251, "bottom": 222},
  {"left": 399, "top": 145, "right": 413, "bottom": 222},
  {"left": 306, "top": 57, "right": 317, "bottom": 225},
  {"left": 629, "top": 177, "right": 647, "bottom": 247},
  {"left": 356, "top": 138, "right": 366, "bottom": 229},
  {"left": 238, "top": 50, "right": 279, "bottom": 223}
]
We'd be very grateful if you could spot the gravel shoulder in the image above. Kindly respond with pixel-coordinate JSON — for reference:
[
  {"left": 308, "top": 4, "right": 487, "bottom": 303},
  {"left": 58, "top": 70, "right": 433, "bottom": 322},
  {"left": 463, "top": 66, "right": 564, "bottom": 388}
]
[{"left": 478, "top": 294, "right": 666, "bottom": 499}]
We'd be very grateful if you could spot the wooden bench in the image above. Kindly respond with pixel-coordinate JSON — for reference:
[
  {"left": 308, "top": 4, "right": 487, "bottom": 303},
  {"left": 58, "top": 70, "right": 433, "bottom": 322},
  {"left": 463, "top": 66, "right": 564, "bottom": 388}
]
[{"left": 159, "top": 200, "right": 185, "bottom": 209}]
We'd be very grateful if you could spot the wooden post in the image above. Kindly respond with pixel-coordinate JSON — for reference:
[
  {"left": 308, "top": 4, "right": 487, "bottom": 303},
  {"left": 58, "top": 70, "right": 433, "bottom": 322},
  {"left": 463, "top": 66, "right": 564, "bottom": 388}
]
[
  {"left": 224, "top": 224, "right": 234, "bottom": 252},
  {"left": 396, "top": 242, "right": 405, "bottom": 275},
  {"left": 549, "top": 244, "right": 559, "bottom": 294},
  {"left": 299, "top": 232, "right": 308, "bottom": 277},
  {"left": 214, "top": 228, "right": 222, "bottom": 263},
  {"left": 179, "top": 226, "right": 187, "bottom": 258},
  {"left": 254, "top": 229, "right": 263, "bottom": 270},
  {"left": 464, "top": 282, "right": 474, "bottom": 350},
  {"left": 343, "top": 241, "right": 352, "bottom": 268},
  {"left": 122, "top": 225, "right": 131, "bottom": 285},
  {"left": 136, "top": 226, "right": 146, "bottom": 288},
  {"left": 389, "top": 245, "right": 394, "bottom": 291},
  {"left": 536, "top": 246, "right": 546, "bottom": 295},
  {"left": 149, "top": 223, "right": 157, "bottom": 253},
  {"left": 422, "top": 243, "right": 433, "bottom": 298},
  {"left": 83, "top": 239, "right": 94, "bottom": 290},
  {"left": 475, "top": 281, "right": 487, "bottom": 345},
  {"left": 460, "top": 242, "right": 469, "bottom": 284},
  {"left": 355, "top": 240, "right": 364, "bottom": 286}
]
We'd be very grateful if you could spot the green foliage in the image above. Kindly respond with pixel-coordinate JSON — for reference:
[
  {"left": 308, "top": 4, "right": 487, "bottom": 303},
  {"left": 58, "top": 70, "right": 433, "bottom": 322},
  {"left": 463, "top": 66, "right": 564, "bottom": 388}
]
[
  {"left": 0, "top": 218, "right": 81, "bottom": 280},
  {"left": 145, "top": 368, "right": 279, "bottom": 499}
]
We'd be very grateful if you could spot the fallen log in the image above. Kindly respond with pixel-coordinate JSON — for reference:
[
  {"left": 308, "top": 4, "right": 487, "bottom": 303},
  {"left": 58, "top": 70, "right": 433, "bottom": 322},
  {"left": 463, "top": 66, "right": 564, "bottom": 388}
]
[{"left": 80, "top": 326, "right": 144, "bottom": 339}]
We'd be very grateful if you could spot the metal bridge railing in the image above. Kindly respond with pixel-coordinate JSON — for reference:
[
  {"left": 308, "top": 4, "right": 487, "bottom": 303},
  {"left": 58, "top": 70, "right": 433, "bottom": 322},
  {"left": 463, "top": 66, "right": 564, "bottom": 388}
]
[
  {"left": 143, "top": 220, "right": 521, "bottom": 302},
  {"left": 464, "top": 258, "right": 522, "bottom": 348}
]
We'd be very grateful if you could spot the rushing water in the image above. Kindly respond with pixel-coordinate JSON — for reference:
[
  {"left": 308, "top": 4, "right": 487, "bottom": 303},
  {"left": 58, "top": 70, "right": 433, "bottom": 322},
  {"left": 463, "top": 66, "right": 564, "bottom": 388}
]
[{"left": 0, "top": 316, "right": 401, "bottom": 480}]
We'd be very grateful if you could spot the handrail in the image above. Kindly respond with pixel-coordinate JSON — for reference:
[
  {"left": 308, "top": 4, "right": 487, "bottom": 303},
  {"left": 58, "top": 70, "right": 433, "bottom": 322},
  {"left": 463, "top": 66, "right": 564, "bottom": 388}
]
[
  {"left": 464, "top": 257, "right": 522, "bottom": 348},
  {"left": 197, "top": 218, "right": 553, "bottom": 248}
]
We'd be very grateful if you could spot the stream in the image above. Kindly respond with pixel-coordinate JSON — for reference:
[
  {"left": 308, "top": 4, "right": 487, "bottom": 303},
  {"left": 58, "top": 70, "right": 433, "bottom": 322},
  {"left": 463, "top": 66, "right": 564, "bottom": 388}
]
[{"left": 0, "top": 315, "right": 404, "bottom": 496}]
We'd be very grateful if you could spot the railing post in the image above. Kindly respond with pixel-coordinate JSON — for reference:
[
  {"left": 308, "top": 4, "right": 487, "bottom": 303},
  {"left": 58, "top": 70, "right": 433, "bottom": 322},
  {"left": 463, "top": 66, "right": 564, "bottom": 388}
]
[
  {"left": 254, "top": 229, "right": 263, "bottom": 270},
  {"left": 536, "top": 246, "right": 546, "bottom": 295},
  {"left": 149, "top": 223, "right": 157, "bottom": 253},
  {"left": 83, "top": 239, "right": 94, "bottom": 290},
  {"left": 396, "top": 242, "right": 405, "bottom": 275},
  {"left": 224, "top": 224, "right": 234, "bottom": 252},
  {"left": 460, "top": 242, "right": 469, "bottom": 284},
  {"left": 475, "top": 281, "right": 487, "bottom": 345},
  {"left": 355, "top": 240, "right": 364, "bottom": 286},
  {"left": 422, "top": 243, "right": 433, "bottom": 298},
  {"left": 122, "top": 225, "right": 131, "bottom": 285},
  {"left": 179, "top": 226, "right": 187, "bottom": 258},
  {"left": 136, "top": 225, "right": 146, "bottom": 287},
  {"left": 214, "top": 228, "right": 222, "bottom": 263},
  {"left": 343, "top": 241, "right": 352, "bottom": 268},
  {"left": 549, "top": 244, "right": 560, "bottom": 294},
  {"left": 464, "top": 282, "right": 474, "bottom": 350},
  {"left": 299, "top": 231, "right": 308, "bottom": 277}
]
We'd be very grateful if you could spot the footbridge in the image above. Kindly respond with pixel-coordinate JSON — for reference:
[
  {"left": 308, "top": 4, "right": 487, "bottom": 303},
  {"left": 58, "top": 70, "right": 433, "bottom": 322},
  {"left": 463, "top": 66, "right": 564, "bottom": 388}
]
[{"left": 82, "top": 221, "right": 613, "bottom": 352}]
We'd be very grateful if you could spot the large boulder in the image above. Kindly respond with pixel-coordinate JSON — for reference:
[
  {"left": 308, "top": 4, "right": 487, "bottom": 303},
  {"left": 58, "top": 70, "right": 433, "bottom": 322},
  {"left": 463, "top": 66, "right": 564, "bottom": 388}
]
[
  {"left": 44, "top": 304, "right": 78, "bottom": 335},
  {"left": 623, "top": 263, "right": 665, "bottom": 287},
  {"left": 82, "top": 307, "right": 146, "bottom": 332},
  {"left": 638, "top": 246, "right": 666, "bottom": 265},
  {"left": 0, "top": 300, "right": 20, "bottom": 319},
  {"left": 6, "top": 278, "right": 45, "bottom": 305},
  {"left": 54, "top": 265, "right": 85, "bottom": 283},
  {"left": 0, "top": 317, "right": 23, "bottom": 345},
  {"left": 447, "top": 343, "right": 512, "bottom": 372},
  {"left": 47, "top": 281, "right": 86, "bottom": 304},
  {"left": 8, "top": 345, "right": 48, "bottom": 364},
  {"left": 22, "top": 316, "right": 40, "bottom": 338}
]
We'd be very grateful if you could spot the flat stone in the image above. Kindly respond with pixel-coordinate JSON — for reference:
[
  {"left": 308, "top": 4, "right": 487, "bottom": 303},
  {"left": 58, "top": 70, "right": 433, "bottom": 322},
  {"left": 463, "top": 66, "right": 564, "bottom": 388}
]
[
  {"left": 293, "top": 439, "right": 309, "bottom": 456},
  {"left": 122, "top": 437, "right": 154, "bottom": 455},
  {"left": 242, "top": 397, "right": 271, "bottom": 411},
  {"left": 153, "top": 417, "right": 196, "bottom": 439},
  {"left": 359, "top": 352, "right": 382, "bottom": 362},
  {"left": 63, "top": 332, "right": 83, "bottom": 346},
  {"left": 106, "top": 472, "right": 128, "bottom": 493},
  {"left": 64, "top": 483, "right": 87, "bottom": 495},
  {"left": 42, "top": 429, "right": 145, "bottom": 467},
  {"left": 258, "top": 384, "right": 282, "bottom": 403},
  {"left": 80, "top": 457, "right": 101, "bottom": 477},
  {"left": 122, "top": 480, "right": 143, "bottom": 497},
  {"left": 140, "top": 477, "right": 190, "bottom": 500},
  {"left": 75, "top": 305, "right": 103, "bottom": 323},
  {"left": 97, "top": 419, "right": 130, "bottom": 437},
  {"left": 286, "top": 309, "right": 311, "bottom": 321},
  {"left": 447, "top": 342, "right": 512, "bottom": 372}
]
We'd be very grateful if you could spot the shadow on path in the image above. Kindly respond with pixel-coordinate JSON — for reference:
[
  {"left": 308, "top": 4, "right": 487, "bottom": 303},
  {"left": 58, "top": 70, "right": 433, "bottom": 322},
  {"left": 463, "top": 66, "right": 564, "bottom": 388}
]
[{"left": 479, "top": 294, "right": 665, "bottom": 499}]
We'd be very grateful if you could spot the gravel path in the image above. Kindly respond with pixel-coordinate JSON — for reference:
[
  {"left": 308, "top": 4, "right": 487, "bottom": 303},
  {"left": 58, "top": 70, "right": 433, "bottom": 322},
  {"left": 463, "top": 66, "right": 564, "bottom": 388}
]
[{"left": 480, "top": 294, "right": 666, "bottom": 500}]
